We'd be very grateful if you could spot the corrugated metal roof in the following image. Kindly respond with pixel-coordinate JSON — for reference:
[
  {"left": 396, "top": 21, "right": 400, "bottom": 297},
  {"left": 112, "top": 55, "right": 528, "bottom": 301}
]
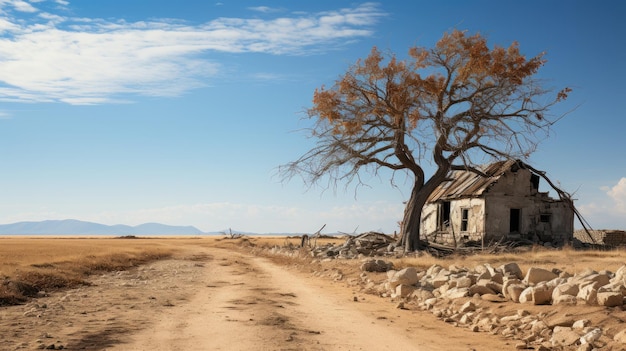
[{"left": 427, "top": 159, "right": 521, "bottom": 202}]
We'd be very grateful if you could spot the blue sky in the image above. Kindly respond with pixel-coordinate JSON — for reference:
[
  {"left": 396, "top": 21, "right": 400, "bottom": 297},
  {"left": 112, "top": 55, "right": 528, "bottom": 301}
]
[{"left": 0, "top": 0, "right": 624, "bottom": 233}]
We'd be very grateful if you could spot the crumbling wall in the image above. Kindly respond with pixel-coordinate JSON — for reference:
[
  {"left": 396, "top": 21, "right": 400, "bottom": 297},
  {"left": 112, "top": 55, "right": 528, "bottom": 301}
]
[
  {"left": 574, "top": 230, "right": 626, "bottom": 246},
  {"left": 421, "top": 199, "right": 486, "bottom": 246}
]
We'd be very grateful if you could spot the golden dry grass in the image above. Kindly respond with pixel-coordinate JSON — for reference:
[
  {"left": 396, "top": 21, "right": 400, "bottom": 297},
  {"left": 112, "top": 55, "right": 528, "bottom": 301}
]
[
  {"left": 385, "top": 244, "right": 626, "bottom": 277},
  {"left": 1, "top": 235, "right": 624, "bottom": 306},
  {"left": 214, "top": 235, "right": 626, "bottom": 275},
  {"left": 0, "top": 236, "right": 203, "bottom": 305}
]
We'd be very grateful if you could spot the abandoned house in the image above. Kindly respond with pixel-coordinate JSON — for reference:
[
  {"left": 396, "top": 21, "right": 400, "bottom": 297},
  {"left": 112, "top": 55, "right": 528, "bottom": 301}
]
[{"left": 421, "top": 160, "right": 574, "bottom": 247}]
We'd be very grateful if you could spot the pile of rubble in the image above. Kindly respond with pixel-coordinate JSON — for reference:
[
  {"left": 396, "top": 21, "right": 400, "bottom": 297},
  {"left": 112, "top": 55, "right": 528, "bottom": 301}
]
[
  {"left": 360, "top": 259, "right": 626, "bottom": 350},
  {"left": 308, "top": 232, "right": 397, "bottom": 258}
]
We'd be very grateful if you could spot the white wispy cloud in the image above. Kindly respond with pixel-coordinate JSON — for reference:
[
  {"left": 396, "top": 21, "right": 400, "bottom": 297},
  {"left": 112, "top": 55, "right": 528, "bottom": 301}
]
[
  {"left": 248, "top": 6, "right": 282, "bottom": 14},
  {"left": 0, "top": 0, "right": 384, "bottom": 105},
  {"left": 578, "top": 178, "right": 626, "bottom": 229},
  {"left": 607, "top": 178, "right": 626, "bottom": 212}
]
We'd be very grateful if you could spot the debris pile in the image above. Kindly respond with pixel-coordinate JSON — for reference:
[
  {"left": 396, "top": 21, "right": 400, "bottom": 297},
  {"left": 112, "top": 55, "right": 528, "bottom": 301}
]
[{"left": 309, "top": 232, "right": 397, "bottom": 259}]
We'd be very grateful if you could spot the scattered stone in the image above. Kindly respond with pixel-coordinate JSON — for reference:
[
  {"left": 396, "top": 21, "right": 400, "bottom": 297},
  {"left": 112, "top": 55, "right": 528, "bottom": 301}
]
[
  {"left": 506, "top": 283, "right": 526, "bottom": 303},
  {"left": 481, "top": 294, "right": 507, "bottom": 303},
  {"left": 550, "top": 326, "right": 580, "bottom": 347},
  {"left": 395, "top": 284, "right": 416, "bottom": 298},
  {"left": 572, "top": 319, "right": 591, "bottom": 329},
  {"left": 459, "top": 301, "right": 476, "bottom": 313},
  {"left": 577, "top": 283, "right": 598, "bottom": 305},
  {"left": 597, "top": 291, "right": 623, "bottom": 307},
  {"left": 524, "top": 267, "right": 558, "bottom": 286},
  {"left": 531, "top": 284, "right": 553, "bottom": 305},
  {"left": 614, "top": 329, "right": 626, "bottom": 344},
  {"left": 469, "top": 284, "right": 495, "bottom": 296},
  {"left": 389, "top": 267, "right": 419, "bottom": 289},
  {"left": 514, "top": 342, "right": 529, "bottom": 349},
  {"left": 360, "top": 259, "right": 394, "bottom": 272},
  {"left": 546, "top": 316, "right": 574, "bottom": 328},
  {"left": 579, "top": 327, "right": 602, "bottom": 345},
  {"left": 500, "top": 263, "right": 523, "bottom": 280}
]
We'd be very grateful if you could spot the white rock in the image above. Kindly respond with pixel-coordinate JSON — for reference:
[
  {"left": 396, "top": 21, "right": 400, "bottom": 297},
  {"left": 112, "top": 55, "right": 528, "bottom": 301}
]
[
  {"left": 584, "top": 273, "right": 611, "bottom": 287},
  {"left": 459, "top": 301, "right": 476, "bottom": 313},
  {"left": 444, "top": 287, "right": 469, "bottom": 299},
  {"left": 459, "top": 312, "right": 473, "bottom": 325},
  {"left": 426, "top": 264, "right": 444, "bottom": 277},
  {"left": 551, "top": 326, "right": 580, "bottom": 347},
  {"left": 424, "top": 297, "right": 438, "bottom": 309},
  {"left": 553, "top": 294, "right": 577, "bottom": 305},
  {"left": 490, "top": 272, "right": 504, "bottom": 285},
  {"left": 519, "top": 287, "right": 534, "bottom": 304},
  {"left": 500, "top": 262, "right": 523, "bottom": 279},
  {"left": 615, "top": 265, "right": 626, "bottom": 279},
  {"left": 453, "top": 276, "right": 473, "bottom": 289},
  {"left": 395, "top": 284, "right": 416, "bottom": 298},
  {"left": 469, "top": 284, "right": 495, "bottom": 296},
  {"left": 579, "top": 328, "right": 602, "bottom": 345},
  {"left": 525, "top": 267, "right": 558, "bottom": 285},
  {"left": 597, "top": 291, "right": 623, "bottom": 307},
  {"left": 389, "top": 267, "right": 419, "bottom": 289},
  {"left": 577, "top": 283, "right": 598, "bottom": 305},
  {"left": 531, "top": 320, "right": 548, "bottom": 335},
  {"left": 500, "top": 314, "right": 521, "bottom": 323},
  {"left": 552, "top": 282, "right": 579, "bottom": 301},
  {"left": 431, "top": 270, "right": 451, "bottom": 289},
  {"left": 572, "top": 319, "right": 591, "bottom": 329},
  {"left": 506, "top": 283, "right": 526, "bottom": 303},
  {"left": 614, "top": 328, "right": 626, "bottom": 344},
  {"left": 531, "top": 284, "right": 554, "bottom": 305}
]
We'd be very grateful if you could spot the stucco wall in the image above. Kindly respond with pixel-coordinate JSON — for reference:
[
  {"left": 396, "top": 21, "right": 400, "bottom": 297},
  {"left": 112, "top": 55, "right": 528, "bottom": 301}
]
[{"left": 421, "top": 198, "right": 485, "bottom": 246}]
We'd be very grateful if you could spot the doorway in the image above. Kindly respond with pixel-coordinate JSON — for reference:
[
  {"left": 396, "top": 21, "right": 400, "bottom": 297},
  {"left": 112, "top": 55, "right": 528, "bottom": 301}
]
[{"left": 510, "top": 208, "right": 521, "bottom": 233}]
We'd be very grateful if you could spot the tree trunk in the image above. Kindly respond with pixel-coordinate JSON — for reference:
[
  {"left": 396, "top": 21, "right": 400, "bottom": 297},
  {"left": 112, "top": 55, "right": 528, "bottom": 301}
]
[
  {"left": 399, "top": 169, "right": 449, "bottom": 252},
  {"left": 400, "top": 180, "right": 422, "bottom": 251}
]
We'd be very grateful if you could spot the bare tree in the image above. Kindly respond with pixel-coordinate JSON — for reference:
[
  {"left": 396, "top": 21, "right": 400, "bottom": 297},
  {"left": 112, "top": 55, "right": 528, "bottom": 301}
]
[{"left": 280, "top": 30, "right": 571, "bottom": 251}]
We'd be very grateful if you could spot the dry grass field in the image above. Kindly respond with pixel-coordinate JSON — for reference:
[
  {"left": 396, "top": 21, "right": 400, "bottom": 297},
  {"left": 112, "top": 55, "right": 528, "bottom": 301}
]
[
  {"left": 2, "top": 234, "right": 625, "bottom": 306},
  {"left": 239, "top": 235, "right": 626, "bottom": 275},
  {"left": 0, "top": 236, "right": 180, "bottom": 305},
  {"left": 3, "top": 235, "right": 625, "bottom": 305}
]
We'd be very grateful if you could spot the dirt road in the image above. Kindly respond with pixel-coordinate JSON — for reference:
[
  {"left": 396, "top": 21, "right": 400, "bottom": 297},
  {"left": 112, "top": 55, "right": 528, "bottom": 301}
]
[
  {"left": 108, "top": 247, "right": 509, "bottom": 351},
  {"left": 0, "top": 246, "right": 512, "bottom": 350}
]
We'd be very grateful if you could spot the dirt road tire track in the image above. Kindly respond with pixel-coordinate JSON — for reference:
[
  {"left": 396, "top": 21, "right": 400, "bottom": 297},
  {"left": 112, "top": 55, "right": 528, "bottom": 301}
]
[{"left": 110, "top": 247, "right": 509, "bottom": 351}]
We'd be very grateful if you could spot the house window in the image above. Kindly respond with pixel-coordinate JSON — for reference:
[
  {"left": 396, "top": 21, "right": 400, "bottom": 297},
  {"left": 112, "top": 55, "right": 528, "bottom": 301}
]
[
  {"left": 531, "top": 174, "right": 540, "bottom": 190},
  {"left": 439, "top": 201, "right": 451, "bottom": 229},
  {"left": 540, "top": 214, "right": 551, "bottom": 223},
  {"left": 461, "top": 208, "right": 469, "bottom": 232},
  {"left": 510, "top": 208, "right": 521, "bottom": 233}
]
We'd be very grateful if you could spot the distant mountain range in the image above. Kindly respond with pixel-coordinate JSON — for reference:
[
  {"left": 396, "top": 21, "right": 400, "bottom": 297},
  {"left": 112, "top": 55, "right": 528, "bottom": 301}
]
[{"left": 0, "top": 219, "right": 205, "bottom": 235}]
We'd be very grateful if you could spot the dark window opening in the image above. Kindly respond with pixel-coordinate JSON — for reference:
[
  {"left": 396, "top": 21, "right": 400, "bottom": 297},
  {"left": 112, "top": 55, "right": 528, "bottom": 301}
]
[
  {"left": 439, "top": 201, "right": 451, "bottom": 229},
  {"left": 461, "top": 208, "right": 469, "bottom": 232},
  {"left": 531, "top": 174, "right": 540, "bottom": 190},
  {"left": 540, "top": 214, "right": 551, "bottom": 223},
  {"left": 510, "top": 208, "right": 521, "bottom": 232}
]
